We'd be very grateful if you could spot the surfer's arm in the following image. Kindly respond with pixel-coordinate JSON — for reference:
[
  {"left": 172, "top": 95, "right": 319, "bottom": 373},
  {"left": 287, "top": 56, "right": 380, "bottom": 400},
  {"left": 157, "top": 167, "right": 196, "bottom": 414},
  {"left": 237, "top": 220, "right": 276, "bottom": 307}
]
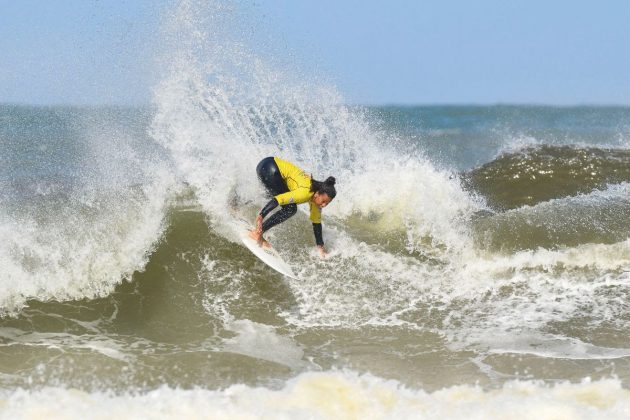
[
  {"left": 309, "top": 202, "right": 327, "bottom": 256},
  {"left": 312, "top": 223, "right": 324, "bottom": 246},
  {"left": 312, "top": 223, "right": 328, "bottom": 257}
]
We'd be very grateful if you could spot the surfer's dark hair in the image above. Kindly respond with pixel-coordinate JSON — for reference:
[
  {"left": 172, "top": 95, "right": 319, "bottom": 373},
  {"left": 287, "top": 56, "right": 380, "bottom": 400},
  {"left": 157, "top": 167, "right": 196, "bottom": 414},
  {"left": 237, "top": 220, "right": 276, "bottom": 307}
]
[{"left": 311, "top": 176, "right": 337, "bottom": 199}]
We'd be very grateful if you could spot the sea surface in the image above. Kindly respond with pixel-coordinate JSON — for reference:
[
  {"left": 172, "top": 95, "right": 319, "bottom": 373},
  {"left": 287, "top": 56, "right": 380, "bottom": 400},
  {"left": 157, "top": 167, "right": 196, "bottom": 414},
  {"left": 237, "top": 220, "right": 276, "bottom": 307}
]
[{"left": 2, "top": 3, "right": 630, "bottom": 419}]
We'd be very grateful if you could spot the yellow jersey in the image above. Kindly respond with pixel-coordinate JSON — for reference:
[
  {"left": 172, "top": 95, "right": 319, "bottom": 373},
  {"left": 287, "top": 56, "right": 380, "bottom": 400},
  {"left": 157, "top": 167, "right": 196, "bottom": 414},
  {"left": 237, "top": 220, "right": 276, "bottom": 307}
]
[{"left": 273, "top": 157, "right": 321, "bottom": 224}]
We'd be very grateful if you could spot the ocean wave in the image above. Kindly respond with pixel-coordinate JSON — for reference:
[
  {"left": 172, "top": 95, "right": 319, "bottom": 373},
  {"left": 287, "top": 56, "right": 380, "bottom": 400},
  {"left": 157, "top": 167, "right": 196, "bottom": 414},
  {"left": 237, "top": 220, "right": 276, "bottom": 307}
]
[
  {"left": 464, "top": 145, "right": 630, "bottom": 210},
  {"left": 472, "top": 183, "right": 630, "bottom": 251},
  {"left": 0, "top": 180, "right": 172, "bottom": 315}
]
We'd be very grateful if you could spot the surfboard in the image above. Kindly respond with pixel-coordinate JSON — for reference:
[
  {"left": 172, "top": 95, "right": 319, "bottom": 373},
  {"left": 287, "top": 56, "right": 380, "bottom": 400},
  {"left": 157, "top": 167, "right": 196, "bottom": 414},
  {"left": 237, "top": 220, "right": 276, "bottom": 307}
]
[{"left": 239, "top": 230, "right": 298, "bottom": 279}]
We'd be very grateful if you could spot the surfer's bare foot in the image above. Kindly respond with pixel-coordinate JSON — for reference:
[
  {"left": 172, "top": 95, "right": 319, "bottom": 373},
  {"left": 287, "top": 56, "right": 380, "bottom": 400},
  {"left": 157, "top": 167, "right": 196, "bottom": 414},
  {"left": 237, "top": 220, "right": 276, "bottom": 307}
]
[
  {"left": 249, "top": 230, "right": 272, "bottom": 249},
  {"left": 248, "top": 229, "right": 262, "bottom": 243}
]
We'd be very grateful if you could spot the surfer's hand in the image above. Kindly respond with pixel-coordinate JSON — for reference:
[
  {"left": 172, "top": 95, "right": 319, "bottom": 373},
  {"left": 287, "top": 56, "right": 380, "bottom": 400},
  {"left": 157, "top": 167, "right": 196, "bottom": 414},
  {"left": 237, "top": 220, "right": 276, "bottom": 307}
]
[
  {"left": 317, "top": 245, "right": 328, "bottom": 259},
  {"left": 255, "top": 214, "right": 263, "bottom": 234}
]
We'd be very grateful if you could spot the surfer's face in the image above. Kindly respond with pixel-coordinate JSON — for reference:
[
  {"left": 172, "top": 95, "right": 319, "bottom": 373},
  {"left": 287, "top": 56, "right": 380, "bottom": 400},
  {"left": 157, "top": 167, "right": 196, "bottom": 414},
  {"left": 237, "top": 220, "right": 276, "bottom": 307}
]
[{"left": 313, "top": 192, "right": 332, "bottom": 208}]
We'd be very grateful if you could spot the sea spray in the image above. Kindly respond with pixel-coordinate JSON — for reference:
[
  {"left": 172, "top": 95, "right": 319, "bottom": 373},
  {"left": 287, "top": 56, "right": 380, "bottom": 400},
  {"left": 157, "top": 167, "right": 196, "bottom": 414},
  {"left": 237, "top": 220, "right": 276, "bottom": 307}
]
[{"left": 0, "top": 106, "right": 175, "bottom": 315}]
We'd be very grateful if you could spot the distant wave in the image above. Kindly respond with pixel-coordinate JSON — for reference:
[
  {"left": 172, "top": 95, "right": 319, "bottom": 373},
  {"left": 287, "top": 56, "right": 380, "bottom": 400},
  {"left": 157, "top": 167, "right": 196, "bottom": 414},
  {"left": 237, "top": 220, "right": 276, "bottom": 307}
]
[{"left": 463, "top": 145, "right": 630, "bottom": 210}]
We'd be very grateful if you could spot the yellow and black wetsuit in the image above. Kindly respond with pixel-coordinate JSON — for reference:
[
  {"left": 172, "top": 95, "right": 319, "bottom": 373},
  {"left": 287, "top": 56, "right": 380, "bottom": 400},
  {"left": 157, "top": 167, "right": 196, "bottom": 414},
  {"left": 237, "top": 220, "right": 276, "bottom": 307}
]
[{"left": 256, "top": 156, "right": 324, "bottom": 246}]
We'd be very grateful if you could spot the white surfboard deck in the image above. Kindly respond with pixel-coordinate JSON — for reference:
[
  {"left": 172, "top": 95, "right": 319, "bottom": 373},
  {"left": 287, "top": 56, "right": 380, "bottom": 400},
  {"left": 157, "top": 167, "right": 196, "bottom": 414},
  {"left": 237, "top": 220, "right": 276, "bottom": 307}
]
[{"left": 239, "top": 230, "right": 298, "bottom": 279}]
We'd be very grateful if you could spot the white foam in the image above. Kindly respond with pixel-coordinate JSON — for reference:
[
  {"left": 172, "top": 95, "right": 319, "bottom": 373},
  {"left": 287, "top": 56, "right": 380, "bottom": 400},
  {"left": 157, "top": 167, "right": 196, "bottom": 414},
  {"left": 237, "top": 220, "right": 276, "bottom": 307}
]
[
  {"left": 495, "top": 132, "right": 630, "bottom": 157},
  {"left": 279, "top": 230, "right": 441, "bottom": 328},
  {"left": 485, "top": 334, "right": 630, "bottom": 360},
  {"left": 331, "top": 155, "right": 481, "bottom": 256},
  {"left": 222, "top": 319, "right": 307, "bottom": 369},
  {"left": 0, "top": 328, "right": 132, "bottom": 363},
  {"left": 2, "top": 371, "right": 630, "bottom": 420},
  {"left": 495, "top": 133, "right": 542, "bottom": 156}
]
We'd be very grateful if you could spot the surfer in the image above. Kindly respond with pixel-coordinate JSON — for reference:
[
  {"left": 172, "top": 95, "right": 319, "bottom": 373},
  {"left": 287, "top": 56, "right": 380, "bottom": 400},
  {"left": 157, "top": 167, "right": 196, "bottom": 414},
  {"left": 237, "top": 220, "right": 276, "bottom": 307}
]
[{"left": 249, "top": 156, "right": 336, "bottom": 258}]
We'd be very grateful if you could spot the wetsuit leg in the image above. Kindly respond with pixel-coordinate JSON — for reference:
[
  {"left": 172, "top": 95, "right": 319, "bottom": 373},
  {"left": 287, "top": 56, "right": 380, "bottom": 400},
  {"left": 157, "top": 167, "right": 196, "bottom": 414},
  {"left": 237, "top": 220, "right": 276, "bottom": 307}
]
[
  {"left": 256, "top": 157, "right": 288, "bottom": 197},
  {"left": 256, "top": 157, "right": 297, "bottom": 232},
  {"left": 262, "top": 204, "right": 297, "bottom": 232}
]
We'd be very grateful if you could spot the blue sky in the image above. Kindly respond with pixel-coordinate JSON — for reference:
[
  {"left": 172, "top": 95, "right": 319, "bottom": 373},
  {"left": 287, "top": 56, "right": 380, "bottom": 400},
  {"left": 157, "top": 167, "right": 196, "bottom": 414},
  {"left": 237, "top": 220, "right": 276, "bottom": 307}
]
[{"left": 2, "top": 0, "right": 629, "bottom": 105}]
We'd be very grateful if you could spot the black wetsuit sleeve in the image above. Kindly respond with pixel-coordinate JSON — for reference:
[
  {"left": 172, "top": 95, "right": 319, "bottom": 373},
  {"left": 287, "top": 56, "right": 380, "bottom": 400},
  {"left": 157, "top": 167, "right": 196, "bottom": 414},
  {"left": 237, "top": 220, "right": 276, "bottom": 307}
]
[
  {"left": 260, "top": 198, "right": 278, "bottom": 218},
  {"left": 312, "top": 223, "right": 324, "bottom": 246}
]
